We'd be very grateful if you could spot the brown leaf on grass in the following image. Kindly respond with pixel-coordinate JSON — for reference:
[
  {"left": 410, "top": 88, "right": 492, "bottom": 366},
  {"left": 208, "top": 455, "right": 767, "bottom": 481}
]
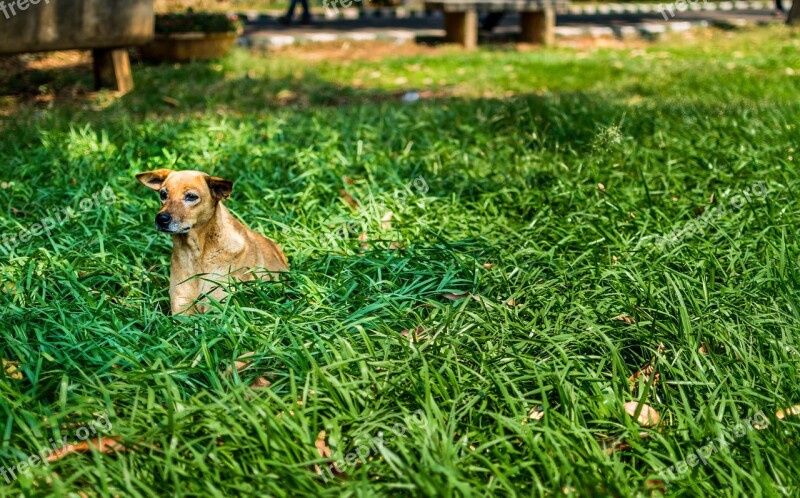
[
  {"left": 698, "top": 343, "right": 709, "bottom": 355},
  {"left": 646, "top": 480, "right": 667, "bottom": 492},
  {"left": 388, "top": 241, "right": 404, "bottom": 250},
  {"left": 223, "top": 352, "right": 256, "bottom": 378},
  {"left": 442, "top": 292, "right": 470, "bottom": 301},
  {"left": 45, "top": 436, "right": 126, "bottom": 462},
  {"left": 315, "top": 431, "right": 332, "bottom": 459},
  {"left": 528, "top": 405, "right": 545, "bottom": 420},
  {"left": 358, "top": 232, "right": 369, "bottom": 249},
  {"left": 628, "top": 364, "right": 660, "bottom": 392},
  {"left": 776, "top": 405, "right": 800, "bottom": 420},
  {"left": 161, "top": 96, "right": 180, "bottom": 107},
  {"left": 482, "top": 263, "right": 495, "bottom": 269},
  {"left": 597, "top": 183, "right": 606, "bottom": 192},
  {"left": 250, "top": 377, "right": 272, "bottom": 389},
  {"left": 2, "top": 359, "right": 22, "bottom": 380},
  {"left": 624, "top": 401, "right": 660, "bottom": 427},
  {"left": 381, "top": 211, "right": 393, "bottom": 229},
  {"left": 338, "top": 190, "right": 360, "bottom": 209},
  {"left": 401, "top": 327, "right": 429, "bottom": 343},
  {"left": 506, "top": 298, "right": 523, "bottom": 308},
  {"left": 601, "top": 431, "right": 651, "bottom": 455},
  {"left": 342, "top": 176, "right": 354, "bottom": 185},
  {"left": 602, "top": 439, "right": 631, "bottom": 455},
  {"left": 612, "top": 314, "right": 635, "bottom": 324},
  {"left": 314, "top": 430, "right": 346, "bottom": 478}
]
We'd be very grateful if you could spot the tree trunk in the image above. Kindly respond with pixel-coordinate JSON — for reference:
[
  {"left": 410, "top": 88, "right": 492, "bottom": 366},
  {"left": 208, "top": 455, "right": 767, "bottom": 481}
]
[{"left": 789, "top": 0, "right": 800, "bottom": 24}]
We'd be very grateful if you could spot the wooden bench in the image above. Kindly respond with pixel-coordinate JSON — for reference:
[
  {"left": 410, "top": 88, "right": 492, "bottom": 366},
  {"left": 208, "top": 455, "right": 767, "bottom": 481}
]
[
  {"left": 0, "top": 0, "right": 154, "bottom": 94},
  {"left": 424, "top": 0, "right": 566, "bottom": 49}
]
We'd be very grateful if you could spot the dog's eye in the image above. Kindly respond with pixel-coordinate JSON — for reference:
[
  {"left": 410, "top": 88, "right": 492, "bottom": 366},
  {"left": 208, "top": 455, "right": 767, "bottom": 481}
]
[
  {"left": 185, "top": 193, "right": 199, "bottom": 202},
  {"left": 160, "top": 190, "right": 168, "bottom": 202}
]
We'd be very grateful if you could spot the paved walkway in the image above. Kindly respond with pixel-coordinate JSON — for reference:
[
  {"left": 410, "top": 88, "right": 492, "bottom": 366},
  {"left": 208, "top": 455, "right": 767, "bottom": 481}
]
[{"left": 240, "top": 1, "right": 787, "bottom": 48}]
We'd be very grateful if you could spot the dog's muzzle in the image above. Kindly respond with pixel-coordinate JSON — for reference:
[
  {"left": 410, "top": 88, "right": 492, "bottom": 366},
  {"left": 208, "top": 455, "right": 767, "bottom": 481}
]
[{"left": 155, "top": 213, "right": 190, "bottom": 233}]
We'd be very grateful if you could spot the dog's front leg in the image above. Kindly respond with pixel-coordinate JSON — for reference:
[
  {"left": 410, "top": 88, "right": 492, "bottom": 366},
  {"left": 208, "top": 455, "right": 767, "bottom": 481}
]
[{"left": 170, "top": 280, "right": 200, "bottom": 315}]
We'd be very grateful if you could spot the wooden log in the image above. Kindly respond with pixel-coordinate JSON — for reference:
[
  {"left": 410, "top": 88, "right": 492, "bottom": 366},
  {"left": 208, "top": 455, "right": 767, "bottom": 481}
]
[
  {"left": 443, "top": 10, "right": 477, "bottom": 49},
  {"left": 520, "top": 8, "right": 554, "bottom": 45},
  {"left": 93, "top": 48, "right": 134, "bottom": 94}
]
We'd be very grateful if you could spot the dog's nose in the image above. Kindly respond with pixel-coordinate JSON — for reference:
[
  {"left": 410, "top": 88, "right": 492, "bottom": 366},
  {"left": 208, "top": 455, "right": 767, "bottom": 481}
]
[{"left": 156, "top": 213, "right": 172, "bottom": 227}]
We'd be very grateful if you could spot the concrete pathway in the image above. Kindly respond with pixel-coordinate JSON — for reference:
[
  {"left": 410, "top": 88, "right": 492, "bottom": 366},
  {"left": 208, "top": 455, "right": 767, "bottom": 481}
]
[{"left": 239, "top": 1, "right": 789, "bottom": 48}]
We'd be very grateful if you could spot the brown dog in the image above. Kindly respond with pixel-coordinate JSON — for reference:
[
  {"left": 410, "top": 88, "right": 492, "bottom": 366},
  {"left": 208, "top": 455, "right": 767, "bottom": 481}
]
[{"left": 136, "top": 169, "right": 288, "bottom": 314}]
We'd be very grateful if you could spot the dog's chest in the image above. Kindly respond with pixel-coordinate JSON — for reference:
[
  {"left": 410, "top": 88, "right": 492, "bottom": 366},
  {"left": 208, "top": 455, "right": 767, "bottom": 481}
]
[{"left": 171, "top": 229, "right": 248, "bottom": 279}]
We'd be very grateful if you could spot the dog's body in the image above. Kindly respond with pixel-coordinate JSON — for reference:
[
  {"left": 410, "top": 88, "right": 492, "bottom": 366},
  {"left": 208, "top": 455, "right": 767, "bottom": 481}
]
[{"left": 136, "top": 169, "right": 288, "bottom": 314}]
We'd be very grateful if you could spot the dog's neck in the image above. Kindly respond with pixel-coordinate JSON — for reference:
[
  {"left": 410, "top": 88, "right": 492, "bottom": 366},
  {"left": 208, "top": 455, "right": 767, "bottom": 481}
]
[{"left": 171, "top": 202, "right": 240, "bottom": 256}]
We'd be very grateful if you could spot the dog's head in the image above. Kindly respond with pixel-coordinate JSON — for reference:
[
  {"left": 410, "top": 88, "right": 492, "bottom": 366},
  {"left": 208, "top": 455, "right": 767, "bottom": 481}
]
[{"left": 135, "top": 169, "right": 233, "bottom": 234}]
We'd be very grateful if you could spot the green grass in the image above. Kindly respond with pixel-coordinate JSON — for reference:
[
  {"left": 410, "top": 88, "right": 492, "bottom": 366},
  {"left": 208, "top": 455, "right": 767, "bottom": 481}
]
[{"left": 1, "top": 26, "right": 800, "bottom": 497}]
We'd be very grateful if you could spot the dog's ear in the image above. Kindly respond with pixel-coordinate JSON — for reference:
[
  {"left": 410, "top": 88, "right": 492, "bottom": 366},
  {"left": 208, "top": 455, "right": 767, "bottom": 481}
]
[
  {"left": 136, "top": 169, "right": 172, "bottom": 191},
  {"left": 206, "top": 176, "right": 233, "bottom": 201}
]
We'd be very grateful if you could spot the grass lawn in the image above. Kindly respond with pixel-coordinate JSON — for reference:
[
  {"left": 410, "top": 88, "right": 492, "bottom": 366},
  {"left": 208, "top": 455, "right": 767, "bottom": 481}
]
[{"left": 1, "top": 26, "right": 800, "bottom": 497}]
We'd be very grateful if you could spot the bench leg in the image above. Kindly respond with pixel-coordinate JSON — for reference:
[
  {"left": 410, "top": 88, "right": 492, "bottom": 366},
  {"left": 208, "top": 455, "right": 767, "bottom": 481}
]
[
  {"left": 444, "top": 11, "right": 477, "bottom": 49},
  {"left": 520, "top": 9, "right": 555, "bottom": 45},
  {"left": 92, "top": 48, "right": 134, "bottom": 94}
]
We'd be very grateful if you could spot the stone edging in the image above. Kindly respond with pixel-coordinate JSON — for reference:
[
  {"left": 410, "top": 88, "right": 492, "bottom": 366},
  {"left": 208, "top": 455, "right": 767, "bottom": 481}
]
[
  {"left": 239, "top": 1, "right": 785, "bottom": 48},
  {"left": 240, "top": 0, "right": 787, "bottom": 21}
]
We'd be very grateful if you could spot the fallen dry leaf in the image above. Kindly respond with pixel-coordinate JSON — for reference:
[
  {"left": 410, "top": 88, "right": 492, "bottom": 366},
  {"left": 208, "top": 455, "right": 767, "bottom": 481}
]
[
  {"left": 313, "top": 430, "right": 346, "bottom": 478},
  {"left": 161, "top": 96, "right": 180, "bottom": 107},
  {"left": 597, "top": 183, "right": 606, "bottom": 192},
  {"left": 2, "top": 358, "right": 22, "bottom": 380},
  {"left": 401, "top": 327, "right": 429, "bottom": 343},
  {"left": 250, "top": 377, "right": 272, "bottom": 389},
  {"left": 506, "top": 298, "right": 523, "bottom": 308},
  {"left": 612, "top": 314, "right": 635, "bottom": 324},
  {"left": 315, "top": 430, "right": 332, "bottom": 459},
  {"left": 628, "top": 364, "right": 660, "bottom": 392},
  {"left": 624, "top": 401, "right": 660, "bottom": 427},
  {"left": 224, "top": 352, "right": 256, "bottom": 378},
  {"left": 482, "top": 263, "right": 495, "bottom": 269},
  {"left": 776, "top": 405, "right": 800, "bottom": 420},
  {"left": 442, "top": 292, "right": 470, "bottom": 301},
  {"left": 358, "top": 231, "right": 369, "bottom": 249},
  {"left": 388, "top": 241, "right": 404, "bottom": 250},
  {"left": 342, "top": 176, "right": 354, "bottom": 185},
  {"left": 45, "top": 436, "right": 126, "bottom": 462},
  {"left": 528, "top": 405, "right": 545, "bottom": 420},
  {"left": 338, "top": 190, "right": 360, "bottom": 209},
  {"left": 646, "top": 479, "right": 667, "bottom": 492},
  {"left": 381, "top": 211, "right": 393, "bottom": 229},
  {"left": 698, "top": 343, "right": 709, "bottom": 355},
  {"left": 602, "top": 439, "right": 631, "bottom": 455}
]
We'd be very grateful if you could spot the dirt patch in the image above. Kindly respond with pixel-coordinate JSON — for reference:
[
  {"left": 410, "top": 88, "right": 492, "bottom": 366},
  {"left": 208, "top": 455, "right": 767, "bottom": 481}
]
[
  {"left": 267, "top": 40, "right": 448, "bottom": 63},
  {"left": 265, "top": 36, "right": 656, "bottom": 62},
  {"left": 553, "top": 35, "right": 652, "bottom": 50}
]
